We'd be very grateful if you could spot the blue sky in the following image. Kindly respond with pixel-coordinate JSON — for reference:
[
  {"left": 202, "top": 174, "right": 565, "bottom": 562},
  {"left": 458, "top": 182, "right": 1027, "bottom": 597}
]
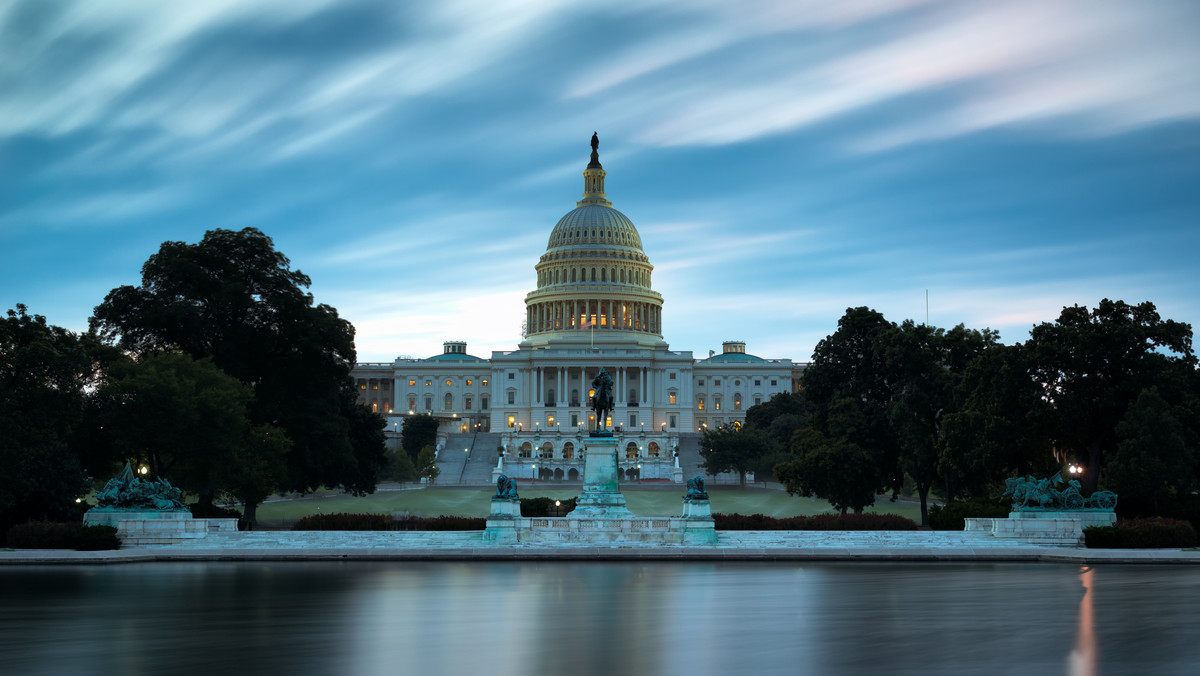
[{"left": 3, "top": 0, "right": 1198, "bottom": 363}]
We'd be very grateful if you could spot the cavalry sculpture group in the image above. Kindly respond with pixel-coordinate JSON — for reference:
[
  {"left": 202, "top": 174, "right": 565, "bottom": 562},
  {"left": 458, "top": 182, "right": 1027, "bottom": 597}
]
[{"left": 1002, "top": 472, "right": 1117, "bottom": 511}]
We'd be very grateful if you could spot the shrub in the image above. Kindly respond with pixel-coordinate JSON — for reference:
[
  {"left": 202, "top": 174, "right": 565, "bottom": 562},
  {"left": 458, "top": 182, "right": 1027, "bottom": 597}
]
[
  {"left": 189, "top": 503, "right": 247, "bottom": 530},
  {"left": 291, "top": 512, "right": 485, "bottom": 531},
  {"left": 1084, "top": 518, "right": 1198, "bottom": 549},
  {"left": 927, "top": 500, "right": 1011, "bottom": 530},
  {"left": 292, "top": 513, "right": 391, "bottom": 531},
  {"left": 5, "top": 521, "right": 121, "bottom": 550},
  {"left": 392, "top": 515, "right": 486, "bottom": 531},
  {"left": 713, "top": 512, "right": 917, "bottom": 531},
  {"left": 520, "top": 497, "right": 577, "bottom": 517}
]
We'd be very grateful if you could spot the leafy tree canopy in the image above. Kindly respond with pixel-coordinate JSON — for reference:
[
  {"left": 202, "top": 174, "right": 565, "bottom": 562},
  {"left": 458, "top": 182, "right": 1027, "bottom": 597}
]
[{"left": 89, "top": 228, "right": 386, "bottom": 496}]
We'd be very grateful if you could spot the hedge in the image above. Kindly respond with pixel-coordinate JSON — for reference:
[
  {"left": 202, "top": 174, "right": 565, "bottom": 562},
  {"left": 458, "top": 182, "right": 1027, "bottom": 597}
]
[
  {"left": 5, "top": 521, "right": 121, "bottom": 550},
  {"left": 927, "top": 500, "right": 1011, "bottom": 531},
  {"left": 291, "top": 513, "right": 485, "bottom": 531},
  {"left": 189, "top": 503, "right": 246, "bottom": 530},
  {"left": 713, "top": 512, "right": 917, "bottom": 531},
  {"left": 520, "top": 497, "right": 577, "bottom": 517},
  {"left": 1084, "top": 518, "right": 1198, "bottom": 549}
]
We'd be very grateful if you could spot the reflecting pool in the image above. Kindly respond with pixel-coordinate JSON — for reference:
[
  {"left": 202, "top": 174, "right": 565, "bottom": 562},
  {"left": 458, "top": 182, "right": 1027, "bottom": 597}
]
[{"left": 2, "top": 562, "right": 1198, "bottom": 675}]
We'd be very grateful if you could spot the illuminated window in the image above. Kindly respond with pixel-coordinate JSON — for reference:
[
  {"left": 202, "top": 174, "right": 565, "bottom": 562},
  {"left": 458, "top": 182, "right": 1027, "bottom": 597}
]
[
  {"left": 715, "top": 397, "right": 722, "bottom": 410},
  {"left": 547, "top": 414, "right": 555, "bottom": 426},
  {"left": 360, "top": 384, "right": 367, "bottom": 390},
  {"left": 508, "top": 416, "right": 516, "bottom": 428},
  {"left": 698, "top": 398, "right": 705, "bottom": 411},
  {"left": 371, "top": 402, "right": 378, "bottom": 412},
  {"left": 425, "top": 380, "right": 432, "bottom": 386},
  {"left": 409, "top": 379, "right": 416, "bottom": 386},
  {"left": 648, "top": 442, "right": 660, "bottom": 457},
  {"left": 372, "top": 384, "right": 378, "bottom": 390},
  {"left": 408, "top": 397, "right": 416, "bottom": 410},
  {"left": 519, "top": 443, "right": 532, "bottom": 458},
  {"left": 626, "top": 442, "right": 638, "bottom": 459},
  {"left": 734, "top": 394, "right": 742, "bottom": 411},
  {"left": 444, "top": 393, "right": 452, "bottom": 410},
  {"left": 445, "top": 379, "right": 452, "bottom": 387},
  {"left": 466, "top": 379, "right": 473, "bottom": 386},
  {"left": 669, "top": 392, "right": 677, "bottom": 405},
  {"left": 465, "top": 397, "right": 472, "bottom": 410},
  {"left": 482, "top": 379, "right": 489, "bottom": 387}
]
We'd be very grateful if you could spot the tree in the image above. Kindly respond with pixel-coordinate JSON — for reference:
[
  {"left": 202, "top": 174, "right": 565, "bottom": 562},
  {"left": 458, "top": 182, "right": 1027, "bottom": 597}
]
[
  {"left": 0, "top": 305, "right": 99, "bottom": 532},
  {"left": 699, "top": 425, "right": 771, "bottom": 486},
  {"left": 775, "top": 400, "right": 883, "bottom": 514},
  {"left": 402, "top": 414, "right": 440, "bottom": 462},
  {"left": 416, "top": 445, "right": 440, "bottom": 483},
  {"left": 89, "top": 228, "right": 387, "bottom": 496},
  {"left": 881, "top": 321, "right": 997, "bottom": 524},
  {"left": 1107, "top": 387, "right": 1197, "bottom": 514},
  {"left": 1026, "top": 299, "right": 1194, "bottom": 492},
  {"left": 95, "top": 353, "right": 291, "bottom": 525},
  {"left": 939, "top": 343, "right": 1052, "bottom": 500},
  {"left": 385, "top": 447, "right": 418, "bottom": 483}
]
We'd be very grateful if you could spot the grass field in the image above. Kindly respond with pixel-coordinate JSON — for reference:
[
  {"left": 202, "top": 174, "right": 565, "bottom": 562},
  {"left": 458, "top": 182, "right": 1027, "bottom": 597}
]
[{"left": 254, "top": 484, "right": 923, "bottom": 526}]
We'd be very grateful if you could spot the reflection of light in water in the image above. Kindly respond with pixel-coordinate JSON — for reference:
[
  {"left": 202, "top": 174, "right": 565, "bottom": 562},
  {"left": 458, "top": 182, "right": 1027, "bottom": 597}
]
[{"left": 1069, "top": 566, "right": 1096, "bottom": 676}]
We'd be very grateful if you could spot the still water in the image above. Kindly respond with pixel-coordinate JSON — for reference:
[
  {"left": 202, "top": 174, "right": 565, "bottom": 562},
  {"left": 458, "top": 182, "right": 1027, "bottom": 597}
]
[{"left": 2, "top": 562, "right": 1197, "bottom": 676}]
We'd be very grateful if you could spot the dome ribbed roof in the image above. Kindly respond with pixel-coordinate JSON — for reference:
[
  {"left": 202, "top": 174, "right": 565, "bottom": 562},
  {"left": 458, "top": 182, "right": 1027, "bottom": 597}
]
[{"left": 547, "top": 205, "right": 643, "bottom": 250}]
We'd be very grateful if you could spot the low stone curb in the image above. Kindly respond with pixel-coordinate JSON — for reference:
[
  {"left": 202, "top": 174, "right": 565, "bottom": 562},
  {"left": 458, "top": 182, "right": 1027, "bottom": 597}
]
[{"left": 3, "top": 544, "right": 1199, "bottom": 565}]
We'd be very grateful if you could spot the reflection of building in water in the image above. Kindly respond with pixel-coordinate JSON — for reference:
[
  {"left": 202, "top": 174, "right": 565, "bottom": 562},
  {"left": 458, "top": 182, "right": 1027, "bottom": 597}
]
[{"left": 352, "top": 138, "right": 804, "bottom": 479}]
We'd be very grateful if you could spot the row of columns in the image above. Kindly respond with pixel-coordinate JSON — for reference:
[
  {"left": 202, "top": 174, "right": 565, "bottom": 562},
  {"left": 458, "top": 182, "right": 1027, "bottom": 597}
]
[
  {"left": 526, "top": 299, "right": 661, "bottom": 335},
  {"left": 531, "top": 365, "right": 653, "bottom": 406}
]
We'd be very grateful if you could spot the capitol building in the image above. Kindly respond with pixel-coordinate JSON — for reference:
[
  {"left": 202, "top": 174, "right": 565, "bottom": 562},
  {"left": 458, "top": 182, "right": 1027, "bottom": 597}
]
[{"left": 351, "top": 137, "right": 803, "bottom": 481}]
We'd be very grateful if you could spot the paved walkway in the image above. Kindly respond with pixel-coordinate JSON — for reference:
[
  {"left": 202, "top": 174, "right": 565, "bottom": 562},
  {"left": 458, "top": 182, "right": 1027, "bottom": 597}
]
[{"left": 3, "top": 530, "right": 1198, "bottom": 565}]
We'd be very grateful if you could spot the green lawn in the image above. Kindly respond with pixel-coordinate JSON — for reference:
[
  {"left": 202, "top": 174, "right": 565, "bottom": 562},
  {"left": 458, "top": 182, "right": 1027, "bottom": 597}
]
[{"left": 254, "top": 484, "right": 922, "bottom": 526}]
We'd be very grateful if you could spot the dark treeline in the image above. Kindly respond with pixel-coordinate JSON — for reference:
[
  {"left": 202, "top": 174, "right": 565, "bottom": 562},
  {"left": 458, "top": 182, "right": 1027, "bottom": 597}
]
[{"left": 701, "top": 301, "right": 1199, "bottom": 525}]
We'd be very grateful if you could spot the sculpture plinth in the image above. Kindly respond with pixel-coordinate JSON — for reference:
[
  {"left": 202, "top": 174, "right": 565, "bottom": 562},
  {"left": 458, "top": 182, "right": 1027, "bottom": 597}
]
[{"left": 568, "top": 436, "right": 633, "bottom": 517}]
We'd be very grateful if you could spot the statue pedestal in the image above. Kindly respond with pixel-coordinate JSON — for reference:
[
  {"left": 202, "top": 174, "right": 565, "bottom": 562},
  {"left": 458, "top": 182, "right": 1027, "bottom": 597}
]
[
  {"left": 568, "top": 436, "right": 632, "bottom": 517},
  {"left": 490, "top": 498, "right": 521, "bottom": 518},
  {"left": 681, "top": 499, "right": 712, "bottom": 519}
]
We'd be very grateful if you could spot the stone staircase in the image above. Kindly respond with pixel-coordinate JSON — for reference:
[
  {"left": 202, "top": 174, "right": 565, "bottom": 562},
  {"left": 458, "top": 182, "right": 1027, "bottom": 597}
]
[
  {"left": 675, "top": 433, "right": 706, "bottom": 482},
  {"left": 435, "top": 434, "right": 472, "bottom": 483},
  {"left": 461, "top": 433, "right": 502, "bottom": 484}
]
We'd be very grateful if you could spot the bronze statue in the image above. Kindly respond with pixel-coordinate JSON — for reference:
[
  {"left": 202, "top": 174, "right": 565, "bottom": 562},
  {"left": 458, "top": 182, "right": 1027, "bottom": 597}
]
[
  {"left": 685, "top": 476, "right": 709, "bottom": 501},
  {"left": 590, "top": 368, "right": 614, "bottom": 433},
  {"left": 494, "top": 474, "right": 519, "bottom": 501},
  {"left": 590, "top": 132, "right": 599, "bottom": 153}
]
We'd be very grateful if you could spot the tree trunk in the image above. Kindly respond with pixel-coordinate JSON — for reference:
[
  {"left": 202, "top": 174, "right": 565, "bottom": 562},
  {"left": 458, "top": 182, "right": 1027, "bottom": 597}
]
[
  {"left": 242, "top": 500, "right": 257, "bottom": 530},
  {"left": 739, "top": 470, "right": 746, "bottom": 487},
  {"left": 918, "top": 485, "right": 930, "bottom": 526},
  {"left": 197, "top": 488, "right": 215, "bottom": 508}
]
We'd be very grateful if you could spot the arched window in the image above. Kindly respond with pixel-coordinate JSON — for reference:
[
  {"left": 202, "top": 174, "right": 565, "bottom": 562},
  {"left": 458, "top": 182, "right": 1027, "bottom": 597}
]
[
  {"left": 571, "top": 269, "right": 577, "bottom": 282},
  {"left": 611, "top": 267, "right": 616, "bottom": 282},
  {"left": 629, "top": 388, "right": 638, "bottom": 405},
  {"left": 541, "top": 442, "right": 553, "bottom": 458},
  {"left": 546, "top": 388, "right": 556, "bottom": 406},
  {"left": 626, "top": 442, "right": 639, "bottom": 459},
  {"left": 562, "top": 442, "right": 574, "bottom": 459},
  {"left": 591, "top": 268, "right": 596, "bottom": 281},
  {"left": 519, "top": 442, "right": 532, "bottom": 458},
  {"left": 444, "top": 393, "right": 453, "bottom": 410},
  {"left": 698, "top": 397, "right": 705, "bottom": 410},
  {"left": 371, "top": 402, "right": 378, "bottom": 413},
  {"left": 648, "top": 442, "right": 660, "bottom": 457},
  {"left": 601, "top": 269, "right": 606, "bottom": 281},
  {"left": 734, "top": 393, "right": 742, "bottom": 410},
  {"left": 571, "top": 389, "right": 579, "bottom": 406},
  {"left": 620, "top": 269, "right": 626, "bottom": 283}
]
